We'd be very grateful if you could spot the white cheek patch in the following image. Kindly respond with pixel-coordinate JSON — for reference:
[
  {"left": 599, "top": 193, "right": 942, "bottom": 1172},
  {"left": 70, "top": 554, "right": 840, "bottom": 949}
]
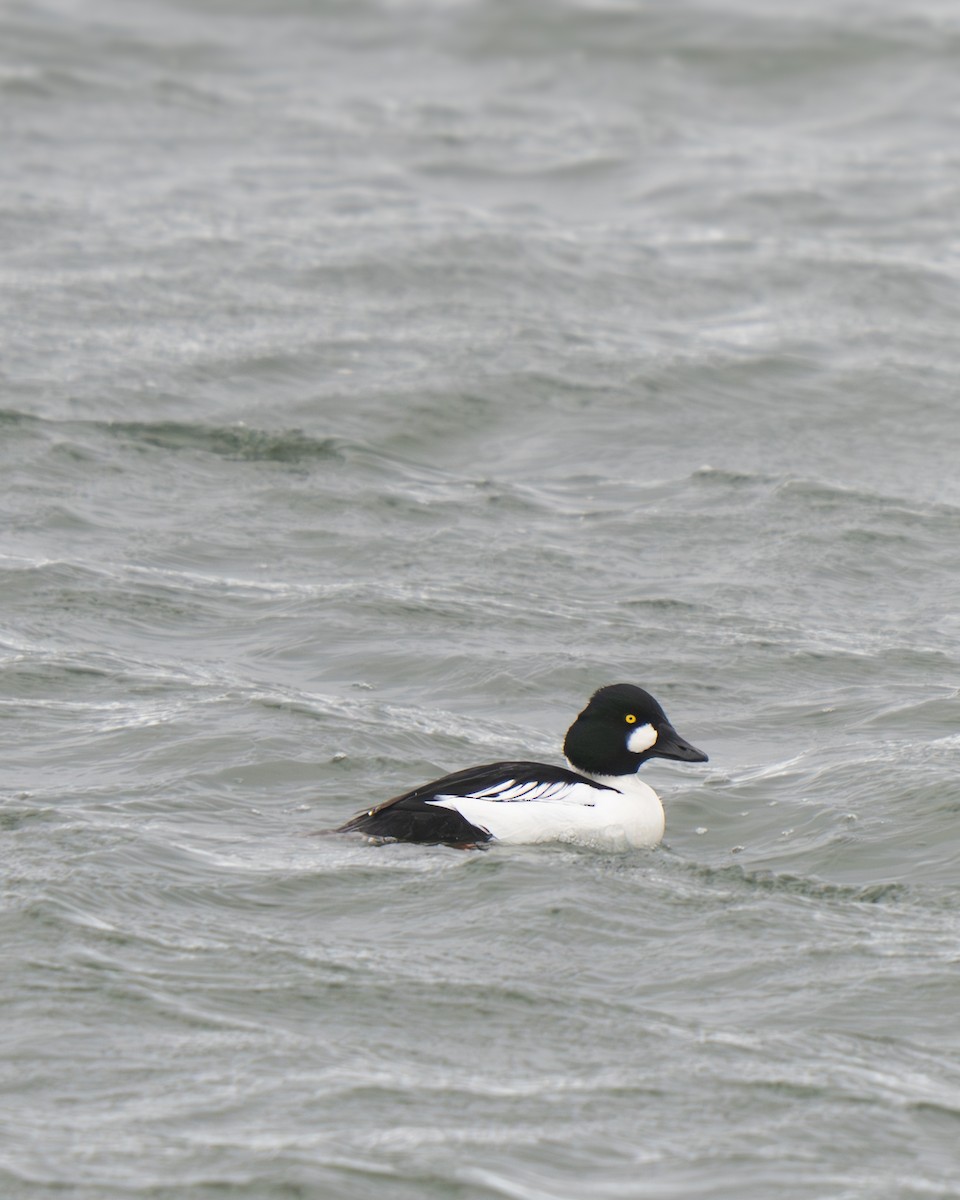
[{"left": 627, "top": 723, "right": 658, "bottom": 754}]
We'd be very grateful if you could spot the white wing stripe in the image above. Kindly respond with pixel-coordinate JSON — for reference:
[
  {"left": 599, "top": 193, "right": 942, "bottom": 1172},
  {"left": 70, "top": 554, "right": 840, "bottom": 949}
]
[{"left": 429, "top": 779, "right": 602, "bottom": 807}]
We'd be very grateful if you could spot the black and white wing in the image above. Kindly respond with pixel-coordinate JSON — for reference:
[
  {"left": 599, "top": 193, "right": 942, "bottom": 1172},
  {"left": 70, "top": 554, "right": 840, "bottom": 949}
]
[{"left": 337, "top": 760, "right": 613, "bottom": 845}]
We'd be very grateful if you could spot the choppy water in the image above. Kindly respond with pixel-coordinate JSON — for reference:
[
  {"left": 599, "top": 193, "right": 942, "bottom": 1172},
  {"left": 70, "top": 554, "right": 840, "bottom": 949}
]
[{"left": 4, "top": 1, "right": 960, "bottom": 1196}]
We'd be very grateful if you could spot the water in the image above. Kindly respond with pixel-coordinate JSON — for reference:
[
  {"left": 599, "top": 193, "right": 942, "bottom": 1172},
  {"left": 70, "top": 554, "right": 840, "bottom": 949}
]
[{"left": 3, "top": 1, "right": 960, "bottom": 1196}]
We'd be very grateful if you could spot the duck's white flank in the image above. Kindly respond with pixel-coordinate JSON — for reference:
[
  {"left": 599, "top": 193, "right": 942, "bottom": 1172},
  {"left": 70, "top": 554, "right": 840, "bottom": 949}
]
[{"left": 426, "top": 772, "right": 665, "bottom": 850}]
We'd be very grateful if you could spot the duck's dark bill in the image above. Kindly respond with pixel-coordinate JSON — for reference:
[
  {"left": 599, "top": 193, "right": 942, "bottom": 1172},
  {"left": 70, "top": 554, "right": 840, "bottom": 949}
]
[{"left": 654, "top": 725, "right": 708, "bottom": 763}]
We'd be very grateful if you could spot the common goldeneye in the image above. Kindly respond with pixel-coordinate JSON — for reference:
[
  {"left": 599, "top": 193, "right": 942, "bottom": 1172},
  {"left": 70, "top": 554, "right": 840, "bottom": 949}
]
[{"left": 337, "top": 683, "right": 707, "bottom": 850}]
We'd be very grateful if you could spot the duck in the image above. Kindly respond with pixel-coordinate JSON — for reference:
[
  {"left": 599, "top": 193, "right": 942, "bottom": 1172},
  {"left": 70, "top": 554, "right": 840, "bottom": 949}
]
[{"left": 336, "top": 683, "right": 707, "bottom": 850}]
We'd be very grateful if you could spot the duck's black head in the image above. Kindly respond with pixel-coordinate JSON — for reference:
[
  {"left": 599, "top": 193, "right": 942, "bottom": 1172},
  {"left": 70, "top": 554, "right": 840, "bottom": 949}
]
[{"left": 563, "top": 682, "right": 708, "bottom": 778}]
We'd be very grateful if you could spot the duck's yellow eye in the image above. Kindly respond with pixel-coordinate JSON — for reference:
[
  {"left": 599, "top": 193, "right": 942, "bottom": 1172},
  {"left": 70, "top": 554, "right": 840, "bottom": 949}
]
[{"left": 625, "top": 714, "right": 637, "bottom": 724}]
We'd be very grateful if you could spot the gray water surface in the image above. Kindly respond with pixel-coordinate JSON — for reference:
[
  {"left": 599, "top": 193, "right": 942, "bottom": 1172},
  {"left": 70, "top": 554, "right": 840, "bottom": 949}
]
[{"left": 3, "top": 1, "right": 960, "bottom": 1197}]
